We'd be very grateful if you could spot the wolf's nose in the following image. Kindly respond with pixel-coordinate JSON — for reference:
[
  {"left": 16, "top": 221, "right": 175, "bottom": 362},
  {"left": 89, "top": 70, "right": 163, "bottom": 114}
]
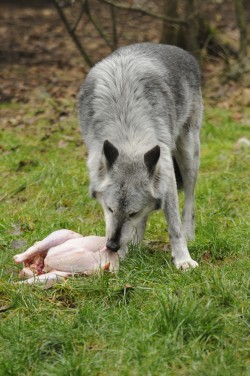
[{"left": 106, "top": 240, "right": 120, "bottom": 252}]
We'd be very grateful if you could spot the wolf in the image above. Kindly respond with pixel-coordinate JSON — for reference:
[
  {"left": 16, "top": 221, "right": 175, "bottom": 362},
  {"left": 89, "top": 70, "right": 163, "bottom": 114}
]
[{"left": 78, "top": 43, "right": 203, "bottom": 270}]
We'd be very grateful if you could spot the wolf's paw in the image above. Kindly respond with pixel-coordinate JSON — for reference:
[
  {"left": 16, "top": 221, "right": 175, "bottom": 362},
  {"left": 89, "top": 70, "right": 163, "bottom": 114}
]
[{"left": 174, "top": 258, "right": 198, "bottom": 270}]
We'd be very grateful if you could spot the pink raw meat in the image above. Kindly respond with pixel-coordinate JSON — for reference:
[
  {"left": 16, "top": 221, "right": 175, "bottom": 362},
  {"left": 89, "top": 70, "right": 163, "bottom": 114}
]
[{"left": 13, "top": 229, "right": 119, "bottom": 284}]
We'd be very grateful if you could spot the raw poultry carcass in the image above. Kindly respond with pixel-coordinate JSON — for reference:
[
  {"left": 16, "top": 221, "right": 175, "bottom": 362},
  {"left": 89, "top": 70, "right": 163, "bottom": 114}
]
[{"left": 13, "top": 229, "right": 119, "bottom": 284}]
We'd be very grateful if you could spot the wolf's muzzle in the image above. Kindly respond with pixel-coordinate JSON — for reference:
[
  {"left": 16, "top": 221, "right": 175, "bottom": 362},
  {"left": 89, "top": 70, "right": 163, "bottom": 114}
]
[{"left": 106, "top": 239, "right": 120, "bottom": 252}]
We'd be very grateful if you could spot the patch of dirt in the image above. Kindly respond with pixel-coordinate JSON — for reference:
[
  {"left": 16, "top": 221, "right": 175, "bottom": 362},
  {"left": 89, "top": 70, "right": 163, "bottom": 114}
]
[{"left": 0, "top": 0, "right": 161, "bottom": 104}]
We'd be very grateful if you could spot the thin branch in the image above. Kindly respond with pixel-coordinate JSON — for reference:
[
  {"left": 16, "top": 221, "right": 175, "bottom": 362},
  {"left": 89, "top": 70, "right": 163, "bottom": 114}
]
[
  {"left": 71, "top": 0, "right": 87, "bottom": 33},
  {"left": 86, "top": 0, "right": 113, "bottom": 50},
  {"left": 52, "top": 0, "right": 93, "bottom": 67},
  {"left": 98, "top": 0, "right": 188, "bottom": 26},
  {"left": 110, "top": 4, "right": 118, "bottom": 50}
]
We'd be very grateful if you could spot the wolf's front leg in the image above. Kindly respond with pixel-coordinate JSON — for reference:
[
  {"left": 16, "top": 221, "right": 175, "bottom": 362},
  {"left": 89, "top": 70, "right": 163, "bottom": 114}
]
[
  {"left": 116, "top": 217, "right": 147, "bottom": 259},
  {"left": 164, "top": 186, "right": 198, "bottom": 270},
  {"left": 131, "top": 216, "right": 148, "bottom": 246}
]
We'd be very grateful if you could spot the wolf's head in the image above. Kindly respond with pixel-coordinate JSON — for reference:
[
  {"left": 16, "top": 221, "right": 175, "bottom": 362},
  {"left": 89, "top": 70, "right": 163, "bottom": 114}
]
[{"left": 92, "top": 140, "right": 161, "bottom": 252}]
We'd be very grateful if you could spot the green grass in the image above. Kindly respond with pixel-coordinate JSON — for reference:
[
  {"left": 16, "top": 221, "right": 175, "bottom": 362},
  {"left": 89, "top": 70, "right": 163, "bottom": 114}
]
[{"left": 0, "top": 100, "right": 249, "bottom": 375}]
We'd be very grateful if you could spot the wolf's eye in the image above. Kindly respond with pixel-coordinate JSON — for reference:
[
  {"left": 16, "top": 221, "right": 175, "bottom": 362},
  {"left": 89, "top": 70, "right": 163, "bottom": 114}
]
[
  {"left": 129, "top": 212, "right": 138, "bottom": 218},
  {"left": 108, "top": 207, "right": 113, "bottom": 213}
]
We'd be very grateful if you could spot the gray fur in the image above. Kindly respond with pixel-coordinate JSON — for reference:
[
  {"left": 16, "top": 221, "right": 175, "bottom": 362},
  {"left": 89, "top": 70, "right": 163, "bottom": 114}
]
[{"left": 78, "top": 43, "right": 203, "bottom": 269}]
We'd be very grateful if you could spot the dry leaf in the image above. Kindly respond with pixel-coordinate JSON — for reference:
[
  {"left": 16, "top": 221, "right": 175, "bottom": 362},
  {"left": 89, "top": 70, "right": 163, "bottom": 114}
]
[
  {"left": 234, "top": 137, "right": 250, "bottom": 149},
  {"left": 124, "top": 284, "right": 133, "bottom": 289},
  {"left": 202, "top": 251, "right": 212, "bottom": 262},
  {"left": 11, "top": 239, "right": 27, "bottom": 250},
  {"left": 0, "top": 305, "right": 12, "bottom": 313},
  {"left": 9, "top": 223, "right": 22, "bottom": 236},
  {"left": 58, "top": 140, "right": 68, "bottom": 148}
]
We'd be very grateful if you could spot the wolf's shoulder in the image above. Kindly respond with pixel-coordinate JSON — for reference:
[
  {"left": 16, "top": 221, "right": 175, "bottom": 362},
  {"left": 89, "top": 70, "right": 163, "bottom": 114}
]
[
  {"left": 115, "top": 43, "right": 197, "bottom": 61},
  {"left": 88, "top": 43, "right": 200, "bottom": 85},
  {"left": 120, "top": 43, "right": 200, "bottom": 79}
]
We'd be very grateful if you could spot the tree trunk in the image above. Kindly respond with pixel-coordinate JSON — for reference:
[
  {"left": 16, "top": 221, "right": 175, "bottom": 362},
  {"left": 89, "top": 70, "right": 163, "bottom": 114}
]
[
  {"left": 160, "top": 0, "right": 201, "bottom": 59},
  {"left": 233, "top": 0, "right": 248, "bottom": 69},
  {"left": 182, "top": 0, "right": 200, "bottom": 58},
  {"left": 160, "top": 1, "right": 179, "bottom": 45}
]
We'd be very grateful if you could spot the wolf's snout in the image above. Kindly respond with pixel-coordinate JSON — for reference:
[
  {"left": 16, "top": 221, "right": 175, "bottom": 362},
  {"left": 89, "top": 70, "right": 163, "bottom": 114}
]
[{"left": 106, "top": 240, "right": 120, "bottom": 252}]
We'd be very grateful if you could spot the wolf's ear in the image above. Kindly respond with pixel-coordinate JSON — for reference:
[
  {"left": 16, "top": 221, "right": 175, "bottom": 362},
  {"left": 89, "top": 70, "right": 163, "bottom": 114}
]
[
  {"left": 103, "top": 140, "right": 119, "bottom": 169},
  {"left": 144, "top": 145, "right": 160, "bottom": 175}
]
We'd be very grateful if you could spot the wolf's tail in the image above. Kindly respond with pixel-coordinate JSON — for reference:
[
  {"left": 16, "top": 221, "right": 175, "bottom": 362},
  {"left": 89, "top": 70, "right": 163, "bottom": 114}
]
[{"left": 173, "top": 157, "right": 183, "bottom": 190}]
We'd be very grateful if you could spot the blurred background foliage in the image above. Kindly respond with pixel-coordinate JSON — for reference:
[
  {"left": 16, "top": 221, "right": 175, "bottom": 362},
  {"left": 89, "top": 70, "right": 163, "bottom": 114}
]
[{"left": 0, "top": 0, "right": 249, "bottom": 108}]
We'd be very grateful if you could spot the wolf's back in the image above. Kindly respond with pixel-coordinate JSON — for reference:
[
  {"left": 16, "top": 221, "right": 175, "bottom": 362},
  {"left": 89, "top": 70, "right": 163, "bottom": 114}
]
[{"left": 78, "top": 43, "right": 200, "bottom": 147}]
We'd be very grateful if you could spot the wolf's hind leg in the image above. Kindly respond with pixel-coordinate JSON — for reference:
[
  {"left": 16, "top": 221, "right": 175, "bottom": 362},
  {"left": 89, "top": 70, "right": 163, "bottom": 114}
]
[
  {"left": 164, "top": 175, "right": 198, "bottom": 270},
  {"left": 174, "top": 134, "right": 199, "bottom": 240},
  {"left": 174, "top": 106, "right": 202, "bottom": 240}
]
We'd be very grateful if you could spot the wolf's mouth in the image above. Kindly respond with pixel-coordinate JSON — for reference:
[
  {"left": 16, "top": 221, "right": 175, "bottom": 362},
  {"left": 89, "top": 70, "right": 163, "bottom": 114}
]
[{"left": 106, "top": 239, "right": 120, "bottom": 252}]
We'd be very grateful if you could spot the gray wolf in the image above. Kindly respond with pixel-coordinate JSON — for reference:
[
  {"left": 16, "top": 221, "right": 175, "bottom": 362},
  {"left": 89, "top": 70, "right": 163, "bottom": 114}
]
[{"left": 78, "top": 43, "right": 203, "bottom": 270}]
